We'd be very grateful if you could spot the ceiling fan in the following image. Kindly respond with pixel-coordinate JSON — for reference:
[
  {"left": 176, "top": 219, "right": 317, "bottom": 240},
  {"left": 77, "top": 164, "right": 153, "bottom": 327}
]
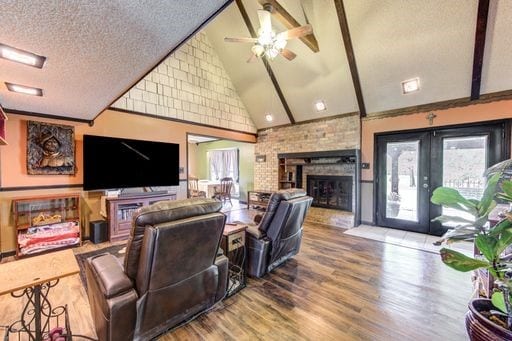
[{"left": 224, "top": 3, "right": 313, "bottom": 62}]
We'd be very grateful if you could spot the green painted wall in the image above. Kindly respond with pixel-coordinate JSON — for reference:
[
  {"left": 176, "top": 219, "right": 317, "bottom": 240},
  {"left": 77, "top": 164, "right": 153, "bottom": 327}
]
[{"left": 193, "top": 140, "right": 254, "bottom": 202}]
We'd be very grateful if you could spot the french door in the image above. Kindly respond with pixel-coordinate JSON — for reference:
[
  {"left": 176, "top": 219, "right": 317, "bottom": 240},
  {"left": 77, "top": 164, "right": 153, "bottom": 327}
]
[{"left": 376, "top": 122, "right": 508, "bottom": 235}]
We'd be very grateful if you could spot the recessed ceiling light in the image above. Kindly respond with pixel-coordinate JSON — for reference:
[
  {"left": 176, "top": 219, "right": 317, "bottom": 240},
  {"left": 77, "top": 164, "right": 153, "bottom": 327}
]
[
  {"left": 315, "top": 100, "right": 326, "bottom": 112},
  {"left": 5, "top": 82, "right": 43, "bottom": 96},
  {"left": 0, "top": 43, "right": 46, "bottom": 68},
  {"left": 265, "top": 113, "right": 273, "bottom": 122},
  {"left": 401, "top": 77, "right": 420, "bottom": 94}
]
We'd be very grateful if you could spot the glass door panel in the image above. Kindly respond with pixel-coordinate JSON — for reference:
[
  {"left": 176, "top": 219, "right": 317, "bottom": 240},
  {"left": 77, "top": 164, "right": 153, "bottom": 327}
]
[
  {"left": 385, "top": 141, "right": 419, "bottom": 222},
  {"left": 441, "top": 136, "right": 487, "bottom": 226},
  {"left": 376, "top": 132, "right": 430, "bottom": 233}
]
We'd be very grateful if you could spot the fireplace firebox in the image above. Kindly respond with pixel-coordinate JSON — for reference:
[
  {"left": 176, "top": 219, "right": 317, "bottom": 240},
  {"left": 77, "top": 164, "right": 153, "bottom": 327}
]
[{"left": 307, "top": 175, "right": 352, "bottom": 211}]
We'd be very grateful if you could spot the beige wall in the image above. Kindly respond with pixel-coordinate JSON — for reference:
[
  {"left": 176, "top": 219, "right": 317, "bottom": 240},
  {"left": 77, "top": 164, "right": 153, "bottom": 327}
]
[
  {"left": 361, "top": 99, "right": 512, "bottom": 181},
  {"left": 360, "top": 98, "right": 512, "bottom": 223},
  {"left": 0, "top": 110, "right": 256, "bottom": 253},
  {"left": 112, "top": 31, "right": 257, "bottom": 134},
  {"left": 187, "top": 142, "right": 199, "bottom": 178}
]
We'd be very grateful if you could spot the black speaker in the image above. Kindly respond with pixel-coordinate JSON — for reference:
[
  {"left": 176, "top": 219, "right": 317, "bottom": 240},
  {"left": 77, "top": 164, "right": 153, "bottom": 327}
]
[{"left": 89, "top": 220, "right": 108, "bottom": 244}]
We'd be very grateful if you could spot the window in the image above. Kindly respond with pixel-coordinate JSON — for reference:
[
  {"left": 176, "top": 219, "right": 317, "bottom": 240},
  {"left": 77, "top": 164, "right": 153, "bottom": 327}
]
[{"left": 208, "top": 148, "right": 239, "bottom": 182}]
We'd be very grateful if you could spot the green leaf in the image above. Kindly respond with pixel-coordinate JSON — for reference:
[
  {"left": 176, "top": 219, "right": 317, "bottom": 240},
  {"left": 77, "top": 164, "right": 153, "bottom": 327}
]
[
  {"left": 501, "top": 180, "right": 512, "bottom": 198},
  {"left": 440, "top": 248, "right": 490, "bottom": 272},
  {"left": 495, "top": 229, "right": 512, "bottom": 256},
  {"left": 431, "top": 187, "right": 477, "bottom": 215},
  {"left": 489, "top": 218, "right": 512, "bottom": 237},
  {"left": 475, "top": 234, "right": 498, "bottom": 262},
  {"left": 478, "top": 173, "right": 500, "bottom": 213},
  {"left": 492, "top": 292, "right": 508, "bottom": 314}
]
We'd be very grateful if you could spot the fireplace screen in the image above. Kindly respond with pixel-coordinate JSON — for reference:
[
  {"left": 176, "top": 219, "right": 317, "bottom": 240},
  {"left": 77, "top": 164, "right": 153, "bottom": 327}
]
[{"left": 307, "top": 175, "right": 352, "bottom": 211}]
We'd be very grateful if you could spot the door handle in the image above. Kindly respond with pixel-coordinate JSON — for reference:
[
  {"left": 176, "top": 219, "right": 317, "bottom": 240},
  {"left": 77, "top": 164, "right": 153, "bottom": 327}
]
[{"left": 423, "top": 183, "right": 429, "bottom": 189}]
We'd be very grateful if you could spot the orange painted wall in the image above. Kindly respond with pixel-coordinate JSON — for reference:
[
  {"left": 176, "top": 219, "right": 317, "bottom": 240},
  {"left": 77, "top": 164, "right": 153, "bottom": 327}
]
[
  {"left": 0, "top": 109, "right": 256, "bottom": 188},
  {"left": 361, "top": 99, "right": 512, "bottom": 181}
]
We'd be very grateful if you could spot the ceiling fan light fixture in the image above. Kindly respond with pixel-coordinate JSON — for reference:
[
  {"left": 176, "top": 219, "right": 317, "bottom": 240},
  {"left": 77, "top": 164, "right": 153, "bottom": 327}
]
[
  {"left": 5, "top": 82, "right": 43, "bottom": 96},
  {"left": 251, "top": 44, "right": 265, "bottom": 57},
  {"left": 274, "top": 37, "right": 287, "bottom": 51},
  {"left": 266, "top": 48, "right": 279, "bottom": 59},
  {"left": 0, "top": 43, "right": 46, "bottom": 68},
  {"left": 265, "top": 113, "right": 273, "bottom": 122}
]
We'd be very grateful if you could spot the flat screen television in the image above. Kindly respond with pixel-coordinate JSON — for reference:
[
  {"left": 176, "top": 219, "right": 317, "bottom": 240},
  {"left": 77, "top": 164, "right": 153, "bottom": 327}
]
[{"left": 83, "top": 135, "right": 179, "bottom": 191}]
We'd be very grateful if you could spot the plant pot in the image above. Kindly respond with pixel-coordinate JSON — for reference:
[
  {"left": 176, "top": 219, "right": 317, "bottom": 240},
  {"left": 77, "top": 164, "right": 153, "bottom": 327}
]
[
  {"left": 465, "top": 298, "right": 512, "bottom": 340},
  {"left": 386, "top": 201, "right": 400, "bottom": 218}
]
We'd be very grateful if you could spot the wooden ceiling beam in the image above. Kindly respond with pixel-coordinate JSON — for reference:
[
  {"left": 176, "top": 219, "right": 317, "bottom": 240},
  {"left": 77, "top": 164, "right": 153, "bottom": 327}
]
[
  {"left": 257, "top": 0, "right": 319, "bottom": 53},
  {"left": 333, "top": 0, "right": 366, "bottom": 117},
  {"left": 470, "top": 0, "right": 490, "bottom": 100},
  {"left": 235, "top": 0, "right": 295, "bottom": 124}
]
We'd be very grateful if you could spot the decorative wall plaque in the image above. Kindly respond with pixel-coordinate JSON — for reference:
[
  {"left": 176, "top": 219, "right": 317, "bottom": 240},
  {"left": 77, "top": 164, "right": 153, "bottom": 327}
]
[{"left": 27, "top": 121, "right": 76, "bottom": 175}]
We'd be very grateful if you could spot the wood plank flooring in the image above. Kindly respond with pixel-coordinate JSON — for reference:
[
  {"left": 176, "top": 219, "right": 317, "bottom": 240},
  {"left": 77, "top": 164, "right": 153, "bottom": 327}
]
[{"left": 0, "top": 209, "right": 472, "bottom": 340}]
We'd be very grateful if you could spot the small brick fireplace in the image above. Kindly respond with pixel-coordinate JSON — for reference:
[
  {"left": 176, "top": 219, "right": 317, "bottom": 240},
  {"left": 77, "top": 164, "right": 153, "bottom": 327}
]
[{"left": 307, "top": 175, "right": 353, "bottom": 211}]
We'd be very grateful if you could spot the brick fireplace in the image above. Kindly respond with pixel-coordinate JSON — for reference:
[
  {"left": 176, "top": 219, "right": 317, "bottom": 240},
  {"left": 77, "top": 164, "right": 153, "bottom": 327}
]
[
  {"left": 254, "top": 115, "right": 361, "bottom": 228},
  {"left": 307, "top": 175, "right": 353, "bottom": 211}
]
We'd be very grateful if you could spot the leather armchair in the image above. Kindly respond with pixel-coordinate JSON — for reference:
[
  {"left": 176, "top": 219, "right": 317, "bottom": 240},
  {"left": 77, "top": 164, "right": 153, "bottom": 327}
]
[
  {"left": 85, "top": 198, "right": 228, "bottom": 341},
  {"left": 246, "top": 189, "right": 313, "bottom": 278}
]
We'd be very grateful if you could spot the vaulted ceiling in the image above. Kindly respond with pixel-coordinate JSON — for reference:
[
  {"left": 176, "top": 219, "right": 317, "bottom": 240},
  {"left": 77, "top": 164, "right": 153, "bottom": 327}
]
[
  {"left": 1, "top": 1, "right": 511, "bottom": 130},
  {"left": 206, "top": 0, "right": 512, "bottom": 129}
]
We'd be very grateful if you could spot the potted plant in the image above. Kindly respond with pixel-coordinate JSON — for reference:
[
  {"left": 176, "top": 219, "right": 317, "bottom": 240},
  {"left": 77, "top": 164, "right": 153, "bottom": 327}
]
[{"left": 431, "top": 172, "right": 512, "bottom": 340}]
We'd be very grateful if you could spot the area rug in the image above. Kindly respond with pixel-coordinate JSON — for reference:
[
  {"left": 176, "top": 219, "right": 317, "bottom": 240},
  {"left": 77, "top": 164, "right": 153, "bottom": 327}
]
[
  {"left": 344, "top": 224, "right": 473, "bottom": 256},
  {"left": 75, "top": 244, "right": 127, "bottom": 292}
]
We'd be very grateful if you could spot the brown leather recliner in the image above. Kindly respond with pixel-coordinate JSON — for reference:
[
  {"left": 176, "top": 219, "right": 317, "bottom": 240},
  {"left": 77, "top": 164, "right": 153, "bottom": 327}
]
[
  {"left": 246, "top": 189, "right": 313, "bottom": 278},
  {"left": 85, "top": 198, "right": 228, "bottom": 341}
]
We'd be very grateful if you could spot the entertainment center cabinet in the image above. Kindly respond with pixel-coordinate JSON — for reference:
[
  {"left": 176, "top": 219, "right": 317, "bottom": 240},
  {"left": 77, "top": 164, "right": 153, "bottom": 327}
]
[{"left": 105, "top": 192, "right": 176, "bottom": 242}]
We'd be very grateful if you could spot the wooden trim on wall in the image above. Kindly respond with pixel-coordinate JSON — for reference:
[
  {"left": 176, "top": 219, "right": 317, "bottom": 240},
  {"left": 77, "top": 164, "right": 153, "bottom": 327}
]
[
  {"left": 108, "top": 107, "right": 257, "bottom": 137},
  {"left": 3, "top": 108, "right": 93, "bottom": 125},
  {"left": 0, "top": 184, "right": 84, "bottom": 192},
  {"left": 235, "top": 0, "right": 296, "bottom": 125},
  {"left": 0, "top": 180, "right": 188, "bottom": 192},
  {"left": 257, "top": 112, "right": 358, "bottom": 132},
  {"left": 363, "top": 89, "right": 512, "bottom": 121},
  {"left": 93, "top": 0, "right": 234, "bottom": 122},
  {"left": 333, "top": 0, "right": 366, "bottom": 118},
  {"left": 470, "top": 0, "right": 490, "bottom": 100}
]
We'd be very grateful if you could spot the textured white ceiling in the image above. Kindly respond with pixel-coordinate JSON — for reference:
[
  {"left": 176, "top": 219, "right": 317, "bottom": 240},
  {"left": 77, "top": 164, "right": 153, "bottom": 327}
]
[
  {"left": 481, "top": 0, "right": 512, "bottom": 94},
  {"left": 344, "top": 0, "right": 478, "bottom": 114},
  {"left": 0, "top": 0, "right": 229, "bottom": 120}
]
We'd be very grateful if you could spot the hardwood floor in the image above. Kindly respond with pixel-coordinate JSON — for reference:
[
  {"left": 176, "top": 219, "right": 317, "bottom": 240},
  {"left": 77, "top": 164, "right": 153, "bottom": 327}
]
[{"left": 0, "top": 209, "right": 472, "bottom": 340}]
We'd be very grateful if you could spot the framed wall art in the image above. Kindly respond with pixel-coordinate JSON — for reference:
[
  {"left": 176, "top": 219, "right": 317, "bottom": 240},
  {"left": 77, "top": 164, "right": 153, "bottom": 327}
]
[{"left": 27, "top": 121, "right": 76, "bottom": 175}]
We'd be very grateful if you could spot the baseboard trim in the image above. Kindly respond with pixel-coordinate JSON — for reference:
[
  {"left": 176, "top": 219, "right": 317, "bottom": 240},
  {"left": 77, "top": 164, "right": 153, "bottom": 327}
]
[{"left": 1, "top": 250, "right": 16, "bottom": 259}]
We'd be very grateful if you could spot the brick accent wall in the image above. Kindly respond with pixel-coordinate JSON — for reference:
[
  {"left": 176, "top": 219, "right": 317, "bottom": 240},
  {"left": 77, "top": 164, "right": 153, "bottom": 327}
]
[
  {"left": 112, "top": 31, "right": 257, "bottom": 134},
  {"left": 255, "top": 114, "right": 360, "bottom": 191}
]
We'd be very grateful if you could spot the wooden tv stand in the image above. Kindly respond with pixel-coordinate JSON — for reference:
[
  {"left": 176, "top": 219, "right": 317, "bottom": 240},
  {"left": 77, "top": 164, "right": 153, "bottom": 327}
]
[{"left": 106, "top": 192, "right": 176, "bottom": 242}]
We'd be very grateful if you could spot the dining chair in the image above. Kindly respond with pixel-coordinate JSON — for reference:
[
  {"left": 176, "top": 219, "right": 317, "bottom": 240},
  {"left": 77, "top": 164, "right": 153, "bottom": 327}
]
[
  {"left": 213, "top": 177, "right": 233, "bottom": 206},
  {"left": 188, "top": 177, "right": 206, "bottom": 198}
]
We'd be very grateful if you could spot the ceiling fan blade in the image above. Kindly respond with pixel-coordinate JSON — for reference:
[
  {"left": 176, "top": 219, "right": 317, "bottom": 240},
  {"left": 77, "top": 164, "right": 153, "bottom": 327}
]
[
  {"left": 224, "top": 37, "right": 258, "bottom": 43},
  {"left": 247, "top": 53, "right": 258, "bottom": 63},
  {"left": 257, "top": 9, "right": 272, "bottom": 33},
  {"left": 276, "top": 24, "right": 313, "bottom": 40},
  {"left": 280, "top": 48, "right": 297, "bottom": 61}
]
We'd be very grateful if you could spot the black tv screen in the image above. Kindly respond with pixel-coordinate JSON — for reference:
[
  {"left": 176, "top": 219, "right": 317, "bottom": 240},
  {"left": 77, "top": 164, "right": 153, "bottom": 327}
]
[{"left": 83, "top": 135, "right": 179, "bottom": 190}]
